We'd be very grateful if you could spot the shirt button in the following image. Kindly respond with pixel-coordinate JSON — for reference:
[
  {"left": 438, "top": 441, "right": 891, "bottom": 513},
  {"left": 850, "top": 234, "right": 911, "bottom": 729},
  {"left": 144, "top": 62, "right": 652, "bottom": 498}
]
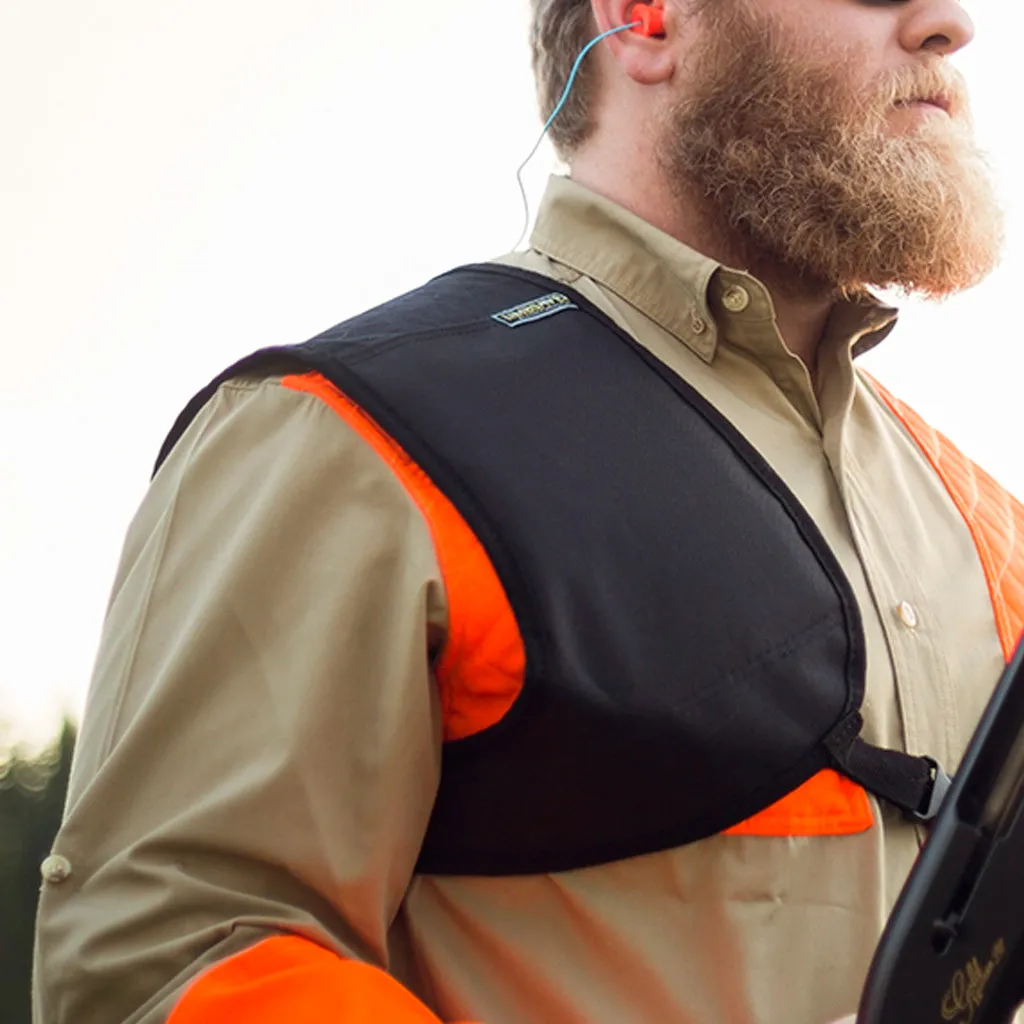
[
  {"left": 721, "top": 285, "right": 751, "bottom": 313},
  {"left": 691, "top": 314, "right": 708, "bottom": 335},
  {"left": 40, "top": 854, "right": 72, "bottom": 885},
  {"left": 896, "top": 601, "right": 920, "bottom": 630}
]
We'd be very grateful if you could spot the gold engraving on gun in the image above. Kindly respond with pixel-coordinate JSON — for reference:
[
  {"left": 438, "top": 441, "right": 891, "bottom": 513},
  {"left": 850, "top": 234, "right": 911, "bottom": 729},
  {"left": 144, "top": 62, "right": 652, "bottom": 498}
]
[{"left": 940, "top": 938, "right": 1006, "bottom": 1024}]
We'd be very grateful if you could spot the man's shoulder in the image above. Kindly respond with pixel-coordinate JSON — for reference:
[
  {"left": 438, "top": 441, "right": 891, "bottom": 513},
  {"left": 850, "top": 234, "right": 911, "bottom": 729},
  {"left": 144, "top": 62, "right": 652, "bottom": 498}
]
[
  {"left": 155, "top": 263, "right": 592, "bottom": 474},
  {"left": 300, "top": 261, "right": 579, "bottom": 357}
]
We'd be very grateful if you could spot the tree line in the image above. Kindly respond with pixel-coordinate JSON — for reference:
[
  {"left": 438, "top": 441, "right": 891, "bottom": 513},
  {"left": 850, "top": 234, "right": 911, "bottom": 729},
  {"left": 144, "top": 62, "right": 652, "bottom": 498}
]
[{"left": 0, "top": 723, "right": 75, "bottom": 1024}]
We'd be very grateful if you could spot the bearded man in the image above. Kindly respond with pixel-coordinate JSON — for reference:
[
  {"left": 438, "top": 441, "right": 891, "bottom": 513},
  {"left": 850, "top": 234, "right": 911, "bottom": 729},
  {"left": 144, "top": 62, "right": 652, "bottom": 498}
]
[{"left": 33, "top": 1, "right": 1019, "bottom": 1023}]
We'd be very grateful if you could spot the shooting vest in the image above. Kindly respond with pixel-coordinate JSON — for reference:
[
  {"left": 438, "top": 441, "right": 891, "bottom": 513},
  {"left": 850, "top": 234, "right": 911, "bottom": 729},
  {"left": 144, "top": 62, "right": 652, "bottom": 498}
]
[{"left": 157, "top": 265, "right": 1024, "bottom": 877}]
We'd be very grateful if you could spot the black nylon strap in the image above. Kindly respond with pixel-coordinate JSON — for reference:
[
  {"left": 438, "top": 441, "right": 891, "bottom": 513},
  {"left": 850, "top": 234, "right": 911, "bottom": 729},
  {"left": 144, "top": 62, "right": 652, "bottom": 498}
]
[{"left": 826, "top": 715, "right": 951, "bottom": 821}]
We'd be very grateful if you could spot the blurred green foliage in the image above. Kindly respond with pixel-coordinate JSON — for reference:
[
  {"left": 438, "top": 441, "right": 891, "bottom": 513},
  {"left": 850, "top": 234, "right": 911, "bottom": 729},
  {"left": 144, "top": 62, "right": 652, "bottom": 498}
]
[{"left": 0, "top": 722, "right": 75, "bottom": 1024}]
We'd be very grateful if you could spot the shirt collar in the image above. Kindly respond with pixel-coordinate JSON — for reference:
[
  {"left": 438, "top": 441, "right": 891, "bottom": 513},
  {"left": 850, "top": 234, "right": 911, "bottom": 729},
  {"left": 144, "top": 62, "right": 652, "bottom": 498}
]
[{"left": 528, "top": 175, "right": 899, "bottom": 367}]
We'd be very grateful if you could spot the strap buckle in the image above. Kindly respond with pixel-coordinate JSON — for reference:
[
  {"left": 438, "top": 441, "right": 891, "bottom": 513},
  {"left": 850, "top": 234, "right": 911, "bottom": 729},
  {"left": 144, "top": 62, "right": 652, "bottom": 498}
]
[{"left": 913, "top": 759, "right": 953, "bottom": 822}]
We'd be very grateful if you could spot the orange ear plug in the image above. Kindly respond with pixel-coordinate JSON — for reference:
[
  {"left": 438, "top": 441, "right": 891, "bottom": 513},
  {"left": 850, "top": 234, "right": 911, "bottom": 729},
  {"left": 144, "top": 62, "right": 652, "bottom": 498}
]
[{"left": 630, "top": 3, "right": 665, "bottom": 37}]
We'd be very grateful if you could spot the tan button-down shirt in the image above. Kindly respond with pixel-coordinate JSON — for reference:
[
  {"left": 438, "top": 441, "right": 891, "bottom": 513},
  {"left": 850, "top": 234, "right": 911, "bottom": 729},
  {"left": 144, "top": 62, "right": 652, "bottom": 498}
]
[{"left": 34, "top": 176, "right": 1009, "bottom": 1024}]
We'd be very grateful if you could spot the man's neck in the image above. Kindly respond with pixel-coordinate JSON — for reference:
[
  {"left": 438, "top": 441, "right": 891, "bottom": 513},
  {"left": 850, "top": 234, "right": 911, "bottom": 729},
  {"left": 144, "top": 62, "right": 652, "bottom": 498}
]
[
  {"left": 569, "top": 161, "right": 836, "bottom": 378},
  {"left": 770, "top": 299, "right": 836, "bottom": 378}
]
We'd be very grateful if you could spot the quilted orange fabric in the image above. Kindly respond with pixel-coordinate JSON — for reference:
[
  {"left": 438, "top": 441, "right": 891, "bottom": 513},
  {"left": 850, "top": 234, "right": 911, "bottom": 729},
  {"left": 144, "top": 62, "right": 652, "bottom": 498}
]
[{"left": 869, "top": 378, "right": 1024, "bottom": 662}]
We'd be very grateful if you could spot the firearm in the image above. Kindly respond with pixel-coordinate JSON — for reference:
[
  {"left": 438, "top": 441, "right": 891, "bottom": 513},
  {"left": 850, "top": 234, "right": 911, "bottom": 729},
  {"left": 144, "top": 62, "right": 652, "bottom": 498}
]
[{"left": 858, "top": 639, "right": 1024, "bottom": 1024}]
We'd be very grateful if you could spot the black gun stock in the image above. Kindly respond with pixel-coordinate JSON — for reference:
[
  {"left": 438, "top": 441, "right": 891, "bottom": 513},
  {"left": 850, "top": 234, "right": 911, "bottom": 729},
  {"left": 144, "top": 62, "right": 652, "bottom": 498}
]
[{"left": 858, "top": 639, "right": 1024, "bottom": 1024}]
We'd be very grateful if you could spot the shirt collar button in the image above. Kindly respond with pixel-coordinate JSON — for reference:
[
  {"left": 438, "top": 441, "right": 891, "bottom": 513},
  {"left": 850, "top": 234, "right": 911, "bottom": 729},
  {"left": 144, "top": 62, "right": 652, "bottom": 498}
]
[{"left": 721, "top": 285, "right": 751, "bottom": 313}]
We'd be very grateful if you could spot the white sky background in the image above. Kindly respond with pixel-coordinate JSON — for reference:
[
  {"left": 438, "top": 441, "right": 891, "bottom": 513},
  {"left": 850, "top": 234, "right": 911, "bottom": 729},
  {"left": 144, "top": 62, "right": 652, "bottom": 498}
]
[{"left": 2, "top": 1, "right": 1021, "bottom": 748}]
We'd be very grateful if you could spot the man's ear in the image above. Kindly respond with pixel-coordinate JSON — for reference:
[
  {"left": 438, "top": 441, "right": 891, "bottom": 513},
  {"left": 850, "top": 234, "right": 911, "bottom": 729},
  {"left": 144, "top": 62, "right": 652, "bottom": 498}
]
[{"left": 590, "top": 0, "right": 676, "bottom": 85}]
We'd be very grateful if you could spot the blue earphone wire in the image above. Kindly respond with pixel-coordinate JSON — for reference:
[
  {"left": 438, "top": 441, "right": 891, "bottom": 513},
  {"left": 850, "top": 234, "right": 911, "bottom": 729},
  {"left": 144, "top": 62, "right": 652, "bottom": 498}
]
[{"left": 514, "top": 21, "right": 640, "bottom": 251}]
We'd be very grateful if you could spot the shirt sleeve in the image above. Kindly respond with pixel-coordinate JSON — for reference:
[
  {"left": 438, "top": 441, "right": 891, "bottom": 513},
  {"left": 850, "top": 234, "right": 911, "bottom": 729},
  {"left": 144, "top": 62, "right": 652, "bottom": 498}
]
[{"left": 33, "top": 376, "right": 449, "bottom": 1023}]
